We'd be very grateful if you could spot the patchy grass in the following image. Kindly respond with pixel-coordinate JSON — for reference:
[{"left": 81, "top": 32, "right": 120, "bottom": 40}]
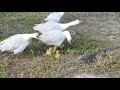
[
  {"left": 0, "top": 12, "right": 120, "bottom": 78},
  {"left": 63, "top": 33, "right": 100, "bottom": 55},
  {"left": 75, "top": 50, "right": 120, "bottom": 78}
]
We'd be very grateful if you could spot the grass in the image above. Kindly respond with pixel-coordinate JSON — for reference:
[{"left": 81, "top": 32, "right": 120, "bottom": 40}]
[
  {"left": 0, "top": 12, "right": 120, "bottom": 78},
  {"left": 0, "top": 12, "right": 9, "bottom": 20},
  {"left": 63, "top": 33, "right": 100, "bottom": 55}
]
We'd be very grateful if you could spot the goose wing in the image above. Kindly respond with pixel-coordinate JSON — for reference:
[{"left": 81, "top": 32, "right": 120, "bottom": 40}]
[
  {"left": 44, "top": 12, "right": 65, "bottom": 22},
  {"left": 39, "top": 30, "right": 65, "bottom": 46}
]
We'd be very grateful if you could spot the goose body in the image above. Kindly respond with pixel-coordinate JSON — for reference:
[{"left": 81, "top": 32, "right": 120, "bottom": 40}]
[
  {"left": 39, "top": 30, "right": 72, "bottom": 46},
  {"left": 0, "top": 33, "right": 39, "bottom": 54},
  {"left": 44, "top": 12, "right": 65, "bottom": 22},
  {"left": 33, "top": 20, "right": 80, "bottom": 34}
]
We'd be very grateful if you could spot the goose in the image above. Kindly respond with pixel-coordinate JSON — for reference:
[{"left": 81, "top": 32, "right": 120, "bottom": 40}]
[
  {"left": 0, "top": 33, "right": 40, "bottom": 54},
  {"left": 44, "top": 12, "right": 65, "bottom": 22},
  {"left": 33, "top": 19, "right": 80, "bottom": 34},
  {"left": 38, "top": 30, "right": 72, "bottom": 57}
]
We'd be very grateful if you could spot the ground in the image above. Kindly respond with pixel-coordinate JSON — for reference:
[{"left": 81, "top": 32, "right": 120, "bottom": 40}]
[{"left": 0, "top": 12, "right": 120, "bottom": 78}]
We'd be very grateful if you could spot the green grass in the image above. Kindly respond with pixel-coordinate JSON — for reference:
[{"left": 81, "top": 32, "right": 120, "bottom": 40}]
[
  {"left": 0, "top": 12, "right": 8, "bottom": 20},
  {"left": 0, "top": 12, "right": 120, "bottom": 78},
  {"left": 63, "top": 33, "right": 99, "bottom": 55}
]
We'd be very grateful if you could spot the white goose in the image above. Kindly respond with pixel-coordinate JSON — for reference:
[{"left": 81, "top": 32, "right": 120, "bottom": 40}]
[
  {"left": 33, "top": 19, "right": 80, "bottom": 34},
  {"left": 0, "top": 33, "right": 40, "bottom": 54},
  {"left": 38, "top": 30, "right": 72, "bottom": 57},
  {"left": 44, "top": 12, "right": 65, "bottom": 22},
  {"left": 39, "top": 30, "right": 72, "bottom": 46}
]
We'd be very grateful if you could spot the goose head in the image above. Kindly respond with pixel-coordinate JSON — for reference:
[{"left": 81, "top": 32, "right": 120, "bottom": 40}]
[
  {"left": 71, "top": 19, "right": 83, "bottom": 26},
  {"left": 63, "top": 31, "right": 72, "bottom": 44},
  {"left": 74, "top": 20, "right": 80, "bottom": 25},
  {"left": 31, "top": 33, "right": 40, "bottom": 39}
]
